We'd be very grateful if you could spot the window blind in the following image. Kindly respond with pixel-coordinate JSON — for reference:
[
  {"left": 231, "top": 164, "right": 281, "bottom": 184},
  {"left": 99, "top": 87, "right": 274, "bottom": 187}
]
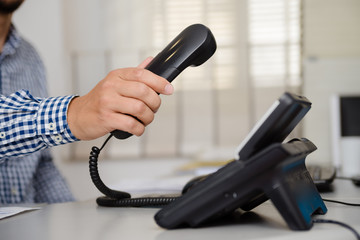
[
  {"left": 249, "top": 0, "right": 301, "bottom": 88},
  {"left": 152, "top": 0, "right": 239, "bottom": 90}
]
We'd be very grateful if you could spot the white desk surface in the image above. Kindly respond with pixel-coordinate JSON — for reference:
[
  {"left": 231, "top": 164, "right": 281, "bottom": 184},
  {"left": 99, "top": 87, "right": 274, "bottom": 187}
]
[{"left": 0, "top": 180, "right": 359, "bottom": 240}]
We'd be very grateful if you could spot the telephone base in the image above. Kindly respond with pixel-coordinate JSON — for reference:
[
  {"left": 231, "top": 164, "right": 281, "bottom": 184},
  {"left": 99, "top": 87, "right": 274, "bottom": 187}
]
[{"left": 154, "top": 138, "right": 327, "bottom": 230}]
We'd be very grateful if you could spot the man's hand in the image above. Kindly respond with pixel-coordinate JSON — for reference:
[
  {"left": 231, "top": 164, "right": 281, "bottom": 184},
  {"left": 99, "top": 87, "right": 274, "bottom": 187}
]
[{"left": 67, "top": 57, "right": 174, "bottom": 140}]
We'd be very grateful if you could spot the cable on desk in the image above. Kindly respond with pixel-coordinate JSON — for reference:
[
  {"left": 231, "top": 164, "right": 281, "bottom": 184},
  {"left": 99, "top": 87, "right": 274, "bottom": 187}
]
[
  {"left": 336, "top": 176, "right": 355, "bottom": 181},
  {"left": 89, "top": 134, "right": 179, "bottom": 207},
  {"left": 313, "top": 219, "right": 360, "bottom": 240},
  {"left": 323, "top": 198, "right": 360, "bottom": 207}
]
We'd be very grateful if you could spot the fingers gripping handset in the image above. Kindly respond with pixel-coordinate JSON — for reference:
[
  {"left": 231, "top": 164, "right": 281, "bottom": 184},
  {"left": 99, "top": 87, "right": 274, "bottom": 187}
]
[{"left": 112, "top": 24, "right": 217, "bottom": 139}]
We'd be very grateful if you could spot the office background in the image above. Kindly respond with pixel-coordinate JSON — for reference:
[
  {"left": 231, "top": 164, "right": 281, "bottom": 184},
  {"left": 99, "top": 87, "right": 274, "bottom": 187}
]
[{"left": 12, "top": 0, "right": 360, "bottom": 200}]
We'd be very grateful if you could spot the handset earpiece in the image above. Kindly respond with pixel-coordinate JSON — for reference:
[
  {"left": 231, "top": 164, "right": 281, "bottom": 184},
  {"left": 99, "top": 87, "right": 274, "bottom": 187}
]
[
  {"left": 144, "top": 23, "right": 217, "bottom": 82},
  {"left": 112, "top": 24, "right": 217, "bottom": 139}
]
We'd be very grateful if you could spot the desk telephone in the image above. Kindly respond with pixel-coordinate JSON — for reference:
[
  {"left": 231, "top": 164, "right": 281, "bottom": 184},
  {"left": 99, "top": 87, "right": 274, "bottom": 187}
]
[{"left": 89, "top": 24, "right": 327, "bottom": 231}]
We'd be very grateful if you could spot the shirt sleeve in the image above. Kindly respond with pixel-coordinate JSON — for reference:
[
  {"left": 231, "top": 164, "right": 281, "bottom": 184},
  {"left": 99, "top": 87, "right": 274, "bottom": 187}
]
[{"left": 0, "top": 90, "right": 79, "bottom": 160}]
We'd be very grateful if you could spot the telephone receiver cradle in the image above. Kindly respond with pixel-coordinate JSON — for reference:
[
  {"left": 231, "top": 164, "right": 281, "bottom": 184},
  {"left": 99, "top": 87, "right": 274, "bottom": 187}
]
[{"left": 112, "top": 23, "right": 217, "bottom": 139}]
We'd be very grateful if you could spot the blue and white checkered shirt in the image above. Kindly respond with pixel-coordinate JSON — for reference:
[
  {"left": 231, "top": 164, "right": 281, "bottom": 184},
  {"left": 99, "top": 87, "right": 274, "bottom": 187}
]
[{"left": 0, "top": 25, "right": 78, "bottom": 204}]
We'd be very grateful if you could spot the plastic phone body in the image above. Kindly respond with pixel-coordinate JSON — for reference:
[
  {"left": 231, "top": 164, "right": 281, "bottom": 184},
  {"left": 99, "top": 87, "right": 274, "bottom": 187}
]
[
  {"left": 154, "top": 92, "right": 327, "bottom": 230},
  {"left": 112, "top": 24, "right": 216, "bottom": 139},
  {"left": 235, "top": 92, "right": 311, "bottom": 160}
]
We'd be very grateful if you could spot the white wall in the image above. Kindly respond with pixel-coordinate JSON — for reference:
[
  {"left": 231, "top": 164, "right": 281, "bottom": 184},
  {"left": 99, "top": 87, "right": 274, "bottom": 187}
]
[
  {"left": 303, "top": 0, "right": 360, "bottom": 166},
  {"left": 303, "top": 0, "right": 360, "bottom": 58},
  {"left": 304, "top": 58, "right": 360, "bottom": 165},
  {"left": 13, "top": 0, "right": 69, "bottom": 96},
  {"left": 12, "top": 0, "right": 73, "bottom": 164}
]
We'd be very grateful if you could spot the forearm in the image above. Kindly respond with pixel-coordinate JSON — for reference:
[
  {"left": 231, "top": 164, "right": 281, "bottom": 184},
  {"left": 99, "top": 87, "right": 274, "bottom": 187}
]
[
  {"left": 0, "top": 60, "right": 174, "bottom": 161},
  {"left": 0, "top": 90, "right": 78, "bottom": 161}
]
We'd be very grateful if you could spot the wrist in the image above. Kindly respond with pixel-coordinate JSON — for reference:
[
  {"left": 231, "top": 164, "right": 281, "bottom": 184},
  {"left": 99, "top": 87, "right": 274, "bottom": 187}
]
[{"left": 67, "top": 96, "right": 83, "bottom": 140}]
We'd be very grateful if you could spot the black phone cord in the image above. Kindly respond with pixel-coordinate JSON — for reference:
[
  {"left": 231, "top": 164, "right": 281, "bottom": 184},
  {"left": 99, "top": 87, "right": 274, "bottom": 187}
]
[
  {"left": 313, "top": 219, "right": 360, "bottom": 240},
  {"left": 89, "top": 133, "right": 179, "bottom": 207}
]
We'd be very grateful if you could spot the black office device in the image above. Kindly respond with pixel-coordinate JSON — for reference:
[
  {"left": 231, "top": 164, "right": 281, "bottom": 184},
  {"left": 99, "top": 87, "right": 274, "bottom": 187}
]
[
  {"left": 331, "top": 95, "right": 360, "bottom": 180},
  {"left": 340, "top": 96, "right": 360, "bottom": 137},
  {"left": 154, "top": 92, "right": 327, "bottom": 230},
  {"left": 112, "top": 24, "right": 217, "bottom": 140}
]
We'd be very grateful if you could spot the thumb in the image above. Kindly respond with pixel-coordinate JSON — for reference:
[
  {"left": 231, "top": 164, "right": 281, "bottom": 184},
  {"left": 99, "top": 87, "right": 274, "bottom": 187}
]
[{"left": 138, "top": 56, "right": 153, "bottom": 69}]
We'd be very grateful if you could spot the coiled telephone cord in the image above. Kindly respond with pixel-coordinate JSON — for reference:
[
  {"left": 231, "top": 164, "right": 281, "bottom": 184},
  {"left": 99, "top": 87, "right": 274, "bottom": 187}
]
[{"left": 89, "top": 134, "right": 179, "bottom": 207}]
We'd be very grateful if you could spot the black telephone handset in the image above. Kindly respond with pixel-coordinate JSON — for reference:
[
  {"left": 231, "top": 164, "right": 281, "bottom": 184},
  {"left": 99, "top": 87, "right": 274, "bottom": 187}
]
[
  {"left": 112, "top": 24, "right": 217, "bottom": 139},
  {"left": 90, "top": 24, "right": 216, "bottom": 205}
]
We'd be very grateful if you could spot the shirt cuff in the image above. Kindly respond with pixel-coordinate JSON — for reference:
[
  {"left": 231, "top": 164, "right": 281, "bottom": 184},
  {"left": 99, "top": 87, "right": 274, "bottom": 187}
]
[{"left": 36, "top": 95, "right": 79, "bottom": 146}]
